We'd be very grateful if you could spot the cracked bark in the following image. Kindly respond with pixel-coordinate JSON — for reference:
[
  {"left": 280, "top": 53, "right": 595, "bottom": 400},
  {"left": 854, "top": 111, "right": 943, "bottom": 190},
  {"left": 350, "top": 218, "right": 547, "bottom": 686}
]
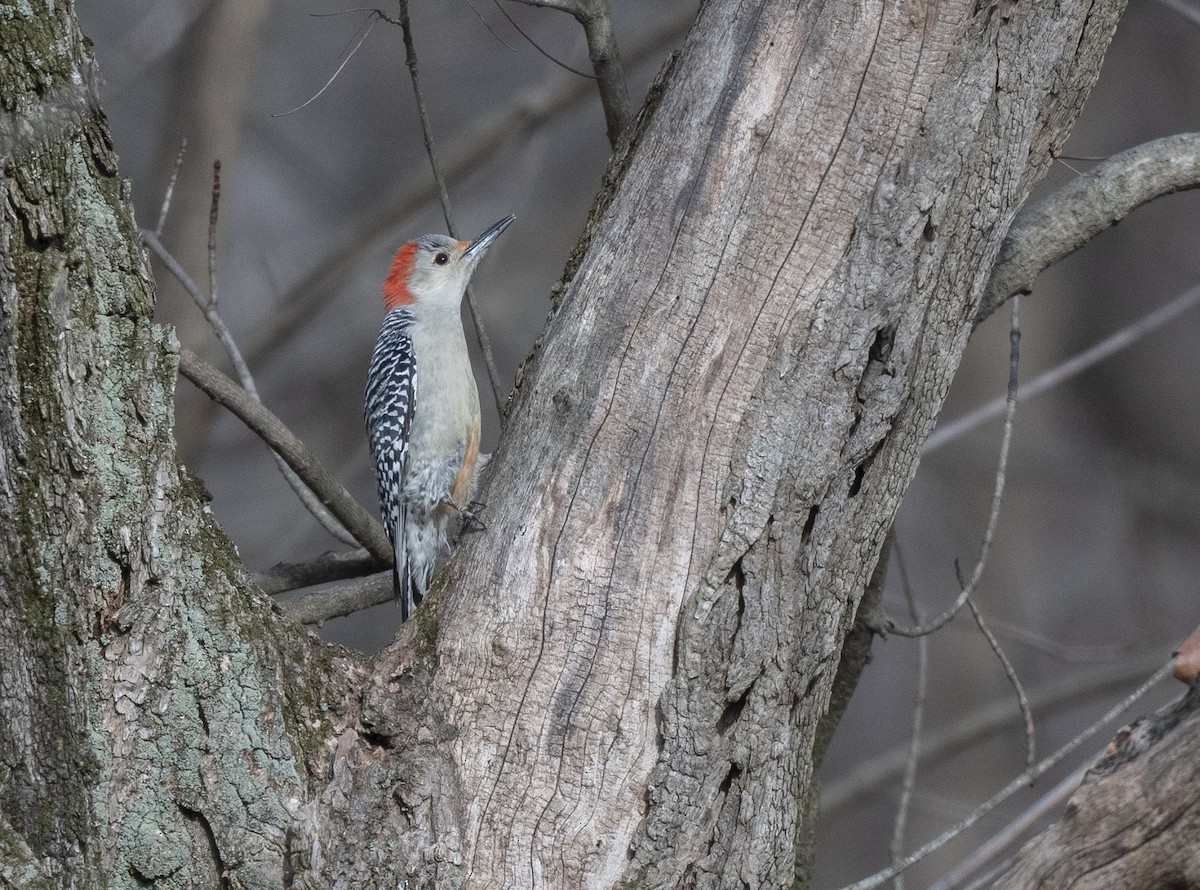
[{"left": 0, "top": 0, "right": 1139, "bottom": 888}]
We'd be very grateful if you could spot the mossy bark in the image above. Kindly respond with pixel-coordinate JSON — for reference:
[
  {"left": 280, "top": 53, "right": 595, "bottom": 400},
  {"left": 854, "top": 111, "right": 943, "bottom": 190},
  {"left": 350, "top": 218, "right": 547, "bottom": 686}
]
[{"left": 0, "top": 4, "right": 358, "bottom": 887}]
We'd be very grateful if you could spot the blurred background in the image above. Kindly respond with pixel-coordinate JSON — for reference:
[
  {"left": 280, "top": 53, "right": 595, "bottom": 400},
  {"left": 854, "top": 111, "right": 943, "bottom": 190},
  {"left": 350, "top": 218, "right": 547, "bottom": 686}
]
[{"left": 76, "top": 1, "right": 1200, "bottom": 886}]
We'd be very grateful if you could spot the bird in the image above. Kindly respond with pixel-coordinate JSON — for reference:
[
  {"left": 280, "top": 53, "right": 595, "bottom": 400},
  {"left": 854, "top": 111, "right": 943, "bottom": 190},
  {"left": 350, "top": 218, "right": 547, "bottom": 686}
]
[{"left": 364, "top": 214, "right": 514, "bottom": 620}]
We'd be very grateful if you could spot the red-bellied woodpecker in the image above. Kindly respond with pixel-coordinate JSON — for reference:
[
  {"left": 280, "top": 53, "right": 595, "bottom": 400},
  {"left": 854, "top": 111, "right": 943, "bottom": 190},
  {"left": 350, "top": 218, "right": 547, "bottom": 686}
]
[{"left": 365, "top": 214, "right": 514, "bottom": 620}]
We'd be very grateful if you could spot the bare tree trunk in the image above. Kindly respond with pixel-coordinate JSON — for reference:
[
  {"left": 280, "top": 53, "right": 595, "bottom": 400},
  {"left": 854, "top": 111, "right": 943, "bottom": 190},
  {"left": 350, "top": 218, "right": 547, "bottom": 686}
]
[{"left": 0, "top": 1, "right": 1137, "bottom": 888}]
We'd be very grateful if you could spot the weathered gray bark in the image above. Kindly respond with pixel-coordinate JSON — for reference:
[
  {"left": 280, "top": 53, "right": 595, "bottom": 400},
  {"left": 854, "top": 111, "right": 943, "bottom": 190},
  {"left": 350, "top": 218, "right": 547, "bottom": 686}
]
[{"left": 0, "top": 1, "right": 1137, "bottom": 889}]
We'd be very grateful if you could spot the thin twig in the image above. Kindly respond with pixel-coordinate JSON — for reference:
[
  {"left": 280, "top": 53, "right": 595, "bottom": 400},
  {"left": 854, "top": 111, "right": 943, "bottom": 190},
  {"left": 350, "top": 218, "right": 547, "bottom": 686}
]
[
  {"left": 393, "top": 0, "right": 507, "bottom": 421},
  {"left": 177, "top": 347, "right": 393, "bottom": 563},
  {"left": 965, "top": 592, "right": 1036, "bottom": 768},
  {"left": 146, "top": 159, "right": 360, "bottom": 545},
  {"left": 464, "top": 0, "right": 519, "bottom": 51},
  {"left": 929, "top": 762, "right": 1088, "bottom": 890},
  {"left": 144, "top": 227, "right": 252, "bottom": 390},
  {"left": 822, "top": 652, "right": 1169, "bottom": 815},
  {"left": 491, "top": 0, "right": 596, "bottom": 78},
  {"left": 891, "top": 298, "right": 1021, "bottom": 637},
  {"left": 272, "top": 10, "right": 382, "bottom": 117},
  {"left": 154, "top": 139, "right": 187, "bottom": 237},
  {"left": 144, "top": 232, "right": 360, "bottom": 546},
  {"left": 891, "top": 543, "right": 927, "bottom": 890},
  {"left": 927, "top": 280, "right": 1200, "bottom": 454},
  {"left": 837, "top": 660, "right": 1177, "bottom": 890}
]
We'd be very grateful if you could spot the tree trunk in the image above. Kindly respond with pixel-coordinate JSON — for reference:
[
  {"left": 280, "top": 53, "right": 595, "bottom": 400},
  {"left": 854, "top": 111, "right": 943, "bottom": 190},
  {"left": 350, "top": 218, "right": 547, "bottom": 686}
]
[{"left": 0, "top": 1, "right": 1130, "bottom": 888}]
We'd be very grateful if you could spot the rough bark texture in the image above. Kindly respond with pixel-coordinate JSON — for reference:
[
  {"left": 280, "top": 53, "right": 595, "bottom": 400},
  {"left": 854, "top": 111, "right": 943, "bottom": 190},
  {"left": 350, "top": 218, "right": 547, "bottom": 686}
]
[
  {"left": 0, "top": 6, "right": 359, "bottom": 888},
  {"left": 404, "top": 0, "right": 1126, "bottom": 887},
  {"left": 0, "top": 1, "right": 1134, "bottom": 889},
  {"left": 994, "top": 680, "right": 1200, "bottom": 889}
]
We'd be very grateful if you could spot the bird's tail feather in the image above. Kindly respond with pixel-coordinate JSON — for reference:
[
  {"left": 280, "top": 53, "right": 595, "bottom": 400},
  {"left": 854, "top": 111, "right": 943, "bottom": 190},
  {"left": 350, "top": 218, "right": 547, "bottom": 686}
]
[{"left": 393, "top": 507, "right": 418, "bottom": 621}]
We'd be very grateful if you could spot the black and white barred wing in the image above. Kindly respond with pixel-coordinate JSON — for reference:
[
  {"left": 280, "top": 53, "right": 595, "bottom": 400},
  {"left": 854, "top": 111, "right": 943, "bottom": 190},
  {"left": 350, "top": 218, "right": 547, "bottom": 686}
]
[{"left": 364, "top": 308, "right": 418, "bottom": 617}]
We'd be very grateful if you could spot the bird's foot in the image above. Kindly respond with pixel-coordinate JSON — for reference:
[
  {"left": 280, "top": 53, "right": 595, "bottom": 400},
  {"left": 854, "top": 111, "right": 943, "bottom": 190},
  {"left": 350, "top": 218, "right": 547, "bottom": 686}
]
[{"left": 449, "top": 499, "right": 487, "bottom": 533}]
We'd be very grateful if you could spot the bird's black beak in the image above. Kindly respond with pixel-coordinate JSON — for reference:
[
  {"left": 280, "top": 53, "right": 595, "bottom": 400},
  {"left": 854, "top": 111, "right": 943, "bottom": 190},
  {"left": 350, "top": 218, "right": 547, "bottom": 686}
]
[{"left": 463, "top": 214, "right": 516, "bottom": 258}]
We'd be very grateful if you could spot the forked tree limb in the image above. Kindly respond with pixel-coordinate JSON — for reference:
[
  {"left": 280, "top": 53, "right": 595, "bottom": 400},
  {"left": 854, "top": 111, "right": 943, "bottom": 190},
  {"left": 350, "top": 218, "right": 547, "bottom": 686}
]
[
  {"left": 504, "top": 0, "right": 631, "bottom": 145},
  {"left": 978, "top": 132, "right": 1200, "bottom": 325}
]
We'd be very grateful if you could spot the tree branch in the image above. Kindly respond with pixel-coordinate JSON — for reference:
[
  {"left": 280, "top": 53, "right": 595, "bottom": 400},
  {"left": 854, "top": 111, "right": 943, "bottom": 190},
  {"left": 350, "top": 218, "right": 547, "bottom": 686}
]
[
  {"left": 278, "top": 572, "right": 393, "bottom": 625},
  {"left": 176, "top": 347, "right": 392, "bottom": 562},
  {"left": 929, "top": 761, "right": 1088, "bottom": 890},
  {"left": 841, "top": 661, "right": 1176, "bottom": 890},
  {"left": 144, "top": 156, "right": 361, "bottom": 546},
  {"left": 978, "top": 132, "right": 1200, "bottom": 325},
  {"left": 503, "top": 0, "right": 631, "bottom": 146},
  {"left": 254, "top": 547, "right": 383, "bottom": 596},
  {"left": 822, "top": 654, "right": 1168, "bottom": 816},
  {"left": 991, "top": 677, "right": 1200, "bottom": 889},
  {"left": 575, "top": 0, "right": 631, "bottom": 146}
]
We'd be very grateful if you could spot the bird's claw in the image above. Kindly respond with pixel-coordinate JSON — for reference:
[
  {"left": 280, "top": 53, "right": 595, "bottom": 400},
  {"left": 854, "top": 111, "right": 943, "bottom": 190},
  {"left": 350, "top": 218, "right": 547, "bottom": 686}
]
[{"left": 452, "top": 499, "right": 487, "bottom": 533}]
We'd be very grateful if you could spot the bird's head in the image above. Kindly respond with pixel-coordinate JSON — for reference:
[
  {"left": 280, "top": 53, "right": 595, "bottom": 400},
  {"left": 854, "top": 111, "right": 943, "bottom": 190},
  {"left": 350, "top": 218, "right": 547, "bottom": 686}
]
[{"left": 383, "top": 214, "right": 515, "bottom": 312}]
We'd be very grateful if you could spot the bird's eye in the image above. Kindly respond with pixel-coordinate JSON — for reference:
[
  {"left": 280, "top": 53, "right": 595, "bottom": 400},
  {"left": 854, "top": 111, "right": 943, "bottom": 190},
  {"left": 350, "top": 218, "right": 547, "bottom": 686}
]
[{"left": 434, "top": 252, "right": 450, "bottom": 265}]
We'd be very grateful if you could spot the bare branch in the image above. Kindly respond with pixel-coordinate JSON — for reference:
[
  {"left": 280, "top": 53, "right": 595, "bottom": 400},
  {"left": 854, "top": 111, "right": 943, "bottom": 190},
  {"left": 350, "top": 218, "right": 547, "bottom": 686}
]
[
  {"left": 393, "top": 0, "right": 507, "bottom": 421},
  {"left": 978, "top": 132, "right": 1200, "bottom": 325},
  {"left": 965, "top": 595, "right": 1035, "bottom": 768},
  {"left": 891, "top": 298, "right": 1021, "bottom": 637},
  {"left": 154, "top": 139, "right": 187, "bottom": 237},
  {"left": 254, "top": 548, "right": 383, "bottom": 596},
  {"left": 989, "top": 679, "right": 1200, "bottom": 889},
  {"left": 929, "top": 762, "right": 1087, "bottom": 890},
  {"left": 823, "top": 653, "right": 1170, "bottom": 816},
  {"left": 838, "top": 661, "right": 1177, "bottom": 890},
  {"left": 927, "top": 280, "right": 1200, "bottom": 454},
  {"left": 279, "top": 571, "right": 393, "bottom": 625},
  {"left": 147, "top": 159, "right": 359, "bottom": 544},
  {"left": 574, "top": 0, "right": 631, "bottom": 146},
  {"left": 177, "top": 347, "right": 393, "bottom": 563},
  {"left": 503, "top": 0, "right": 632, "bottom": 144},
  {"left": 503, "top": 0, "right": 582, "bottom": 14}
]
